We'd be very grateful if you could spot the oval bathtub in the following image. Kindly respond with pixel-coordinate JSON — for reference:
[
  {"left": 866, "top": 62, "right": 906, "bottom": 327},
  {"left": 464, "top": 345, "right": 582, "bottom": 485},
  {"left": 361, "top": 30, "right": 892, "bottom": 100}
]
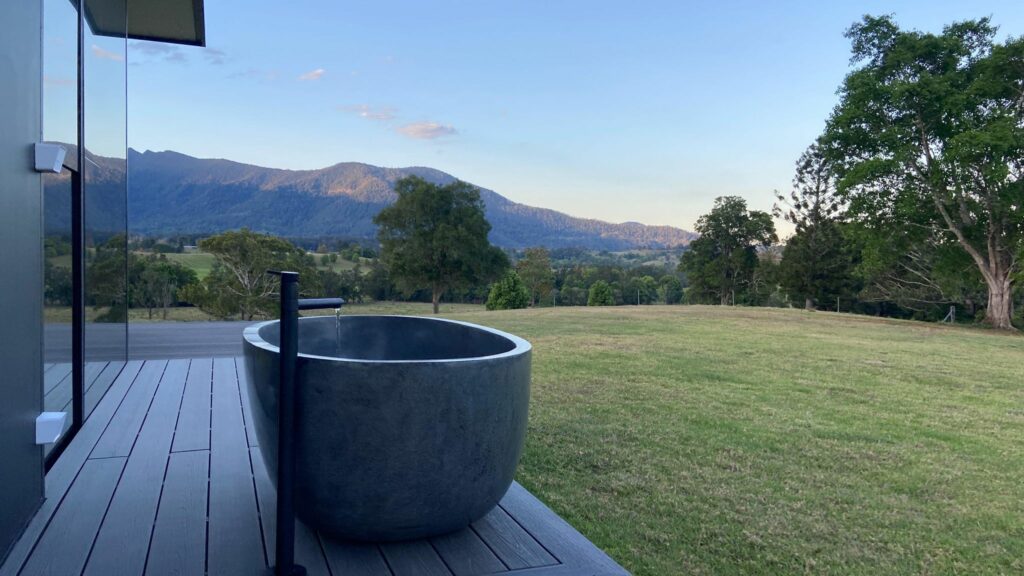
[{"left": 242, "top": 315, "right": 531, "bottom": 542}]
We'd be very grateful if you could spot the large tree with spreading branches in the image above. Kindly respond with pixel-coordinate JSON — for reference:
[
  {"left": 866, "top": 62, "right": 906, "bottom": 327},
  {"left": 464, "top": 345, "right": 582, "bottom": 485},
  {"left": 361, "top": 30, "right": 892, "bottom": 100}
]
[
  {"left": 374, "top": 176, "right": 508, "bottom": 313},
  {"left": 824, "top": 15, "right": 1023, "bottom": 329},
  {"left": 680, "top": 196, "right": 777, "bottom": 305}
]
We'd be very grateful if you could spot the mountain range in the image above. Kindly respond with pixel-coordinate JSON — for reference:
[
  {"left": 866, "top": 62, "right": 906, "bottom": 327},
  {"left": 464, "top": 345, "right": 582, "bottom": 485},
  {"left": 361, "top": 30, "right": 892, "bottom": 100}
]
[{"left": 47, "top": 148, "right": 696, "bottom": 250}]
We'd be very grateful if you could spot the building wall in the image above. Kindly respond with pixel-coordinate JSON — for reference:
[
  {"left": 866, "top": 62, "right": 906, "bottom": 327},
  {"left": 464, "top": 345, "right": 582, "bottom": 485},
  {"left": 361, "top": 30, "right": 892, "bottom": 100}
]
[{"left": 0, "top": 0, "right": 45, "bottom": 560}]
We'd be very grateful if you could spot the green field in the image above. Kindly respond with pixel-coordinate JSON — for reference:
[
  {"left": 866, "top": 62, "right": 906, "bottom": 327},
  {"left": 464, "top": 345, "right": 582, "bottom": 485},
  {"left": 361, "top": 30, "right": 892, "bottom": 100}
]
[
  {"left": 160, "top": 251, "right": 217, "bottom": 279},
  {"left": 142, "top": 250, "right": 365, "bottom": 278},
  {"left": 416, "top": 306, "right": 1022, "bottom": 576}
]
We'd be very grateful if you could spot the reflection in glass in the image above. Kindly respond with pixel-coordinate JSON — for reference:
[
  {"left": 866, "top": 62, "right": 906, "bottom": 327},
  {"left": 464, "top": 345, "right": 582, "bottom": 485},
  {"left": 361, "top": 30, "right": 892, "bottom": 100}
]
[
  {"left": 83, "top": 0, "right": 129, "bottom": 418},
  {"left": 42, "top": 0, "right": 79, "bottom": 452}
]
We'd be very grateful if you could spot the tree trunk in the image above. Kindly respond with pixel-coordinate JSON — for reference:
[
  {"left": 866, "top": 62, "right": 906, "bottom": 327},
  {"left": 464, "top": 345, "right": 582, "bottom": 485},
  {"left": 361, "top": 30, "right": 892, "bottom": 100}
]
[
  {"left": 984, "top": 271, "right": 1015, "bottom": 330},
  {"left": 805, "top": 298, "right": 815, "bottom": 311},
  {"left": 720, "top": 292, "right": 730, "bottom": 306},
  {"left": 432, "top": 286, "right": 441, "bottom": 314}
]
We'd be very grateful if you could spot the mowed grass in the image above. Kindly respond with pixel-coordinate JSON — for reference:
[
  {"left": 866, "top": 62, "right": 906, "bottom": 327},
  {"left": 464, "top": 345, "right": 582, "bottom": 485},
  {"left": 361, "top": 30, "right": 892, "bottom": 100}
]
[
  {"left": 417, "top": 305, "right": 1024, "bottom": 576},
  {"left": 160, "top": 252, "right": 217, "bottom": 279}
]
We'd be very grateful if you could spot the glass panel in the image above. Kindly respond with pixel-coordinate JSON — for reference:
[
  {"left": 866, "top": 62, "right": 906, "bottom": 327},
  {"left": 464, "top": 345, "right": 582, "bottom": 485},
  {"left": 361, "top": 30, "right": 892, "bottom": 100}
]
[
  {"left": 83, "top": 0, "right": 128, "bottom": 415},
  {"left": 42, "top": 0, "right": 80, "bottom": 452}
]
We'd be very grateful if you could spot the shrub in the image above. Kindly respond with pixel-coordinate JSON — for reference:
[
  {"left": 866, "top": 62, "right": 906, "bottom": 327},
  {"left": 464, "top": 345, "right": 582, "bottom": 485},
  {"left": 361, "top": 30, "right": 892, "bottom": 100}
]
[
  {"left": 486, "top": 270, "right": 530, "bottom": 310},
  {"left": 588, "top": 280, "right": 615, "bottom": 306}
]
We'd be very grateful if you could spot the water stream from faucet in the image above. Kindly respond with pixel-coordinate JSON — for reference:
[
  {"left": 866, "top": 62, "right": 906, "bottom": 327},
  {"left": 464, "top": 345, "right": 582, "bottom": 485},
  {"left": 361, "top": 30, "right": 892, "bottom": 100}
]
[{"left": 335, "top": 308, "right": 343, "bottom": 351}]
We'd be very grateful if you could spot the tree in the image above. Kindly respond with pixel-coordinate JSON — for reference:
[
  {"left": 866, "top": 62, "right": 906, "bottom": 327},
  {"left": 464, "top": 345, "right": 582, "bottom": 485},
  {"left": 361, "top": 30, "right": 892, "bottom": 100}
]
[
  {"left": 679, "top": 196, "right": 777, "bottom": 305},
  {"left": 486, "top": 270, "right": 530, "bottom": 310},
  {"left": 824, "top": 15, "right": 1023, "bottom": 329},
  {"left": 87, "top": 235, "right": 130, "bottom": 322},
  {"left": 181, "top": 229, "right": 319, "bottom": 320},
  {"left": 134, "top": 255, "right": 198, "bottom": 319},
  {"left": 588, "top": 280, "right": 615, "bottom": 306},
  {"left": 779, "top": 222, "right": 853, "bottom": 310},
  {"left": 516, "top": 247, "right": 555, "bottom": 306},
  {"left": 774, "top": 144, "right": 851, "bottom": 309},
  {"left": 659, "top": 274, "right": 684, "bottom": 304},
  {"left": 374, "top": 176, "right": 508, "bottom": 313},
  {"left": 626, "top": 275, "right": 659, "bottom": 304}
]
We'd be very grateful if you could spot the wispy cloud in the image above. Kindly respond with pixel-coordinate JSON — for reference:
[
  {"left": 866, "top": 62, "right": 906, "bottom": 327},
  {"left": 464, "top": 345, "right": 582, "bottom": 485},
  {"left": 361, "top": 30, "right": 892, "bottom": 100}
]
[
  {"left": 91, "top": 44, "right": 124, "bottom": 62},
  {"left": 397, "top": 121, "right": 458, "bottom": 140},
  {"left": 130, "top": 41, "right": 186, "bottom": 63},
  {"left": 227, "top": 68, "right": 279, "bottom": 81},
  {"left": 298, "top": 68, "right": 325, "bottom": 81},
  {"left": 129, "top": 41, "right": 227, "bottom": 66},
  {"left": 340, "top": 104, "right": 397, "bottom": 121},
  {"left": 204, "top": 48, "right": 227, "bottom": 65}
]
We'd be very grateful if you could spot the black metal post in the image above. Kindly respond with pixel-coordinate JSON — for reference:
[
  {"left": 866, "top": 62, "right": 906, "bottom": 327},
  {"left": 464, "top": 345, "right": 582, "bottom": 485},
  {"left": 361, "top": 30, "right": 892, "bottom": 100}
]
[
  {"left": 71, "top": 0, "right": 86, "bottom": 434},
  {"left": 269, "top": 270, "right": 305, "bottom": 576}
]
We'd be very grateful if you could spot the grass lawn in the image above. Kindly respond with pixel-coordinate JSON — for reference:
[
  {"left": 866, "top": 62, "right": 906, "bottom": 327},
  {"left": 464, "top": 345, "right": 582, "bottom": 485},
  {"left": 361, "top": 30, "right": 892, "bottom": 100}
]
[
  {"left": 418, "top": 305, "right": 1023, "bottom": 576},
  {"left": 159, "top": 251, "right": 217, "bottom": 279}
]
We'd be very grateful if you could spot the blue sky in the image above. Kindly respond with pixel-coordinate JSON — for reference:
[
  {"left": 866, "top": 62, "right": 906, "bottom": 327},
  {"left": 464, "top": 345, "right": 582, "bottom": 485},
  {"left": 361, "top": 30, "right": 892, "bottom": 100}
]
[{"left": 115, "top": 1, "right": 1024, "bottom": 231}]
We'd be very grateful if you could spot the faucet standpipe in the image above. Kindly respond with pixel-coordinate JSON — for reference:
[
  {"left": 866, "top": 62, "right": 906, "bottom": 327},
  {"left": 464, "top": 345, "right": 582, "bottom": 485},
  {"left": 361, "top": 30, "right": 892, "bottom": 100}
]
[{"left": 265, "top": 270, "right": 343, "bottom": 576}]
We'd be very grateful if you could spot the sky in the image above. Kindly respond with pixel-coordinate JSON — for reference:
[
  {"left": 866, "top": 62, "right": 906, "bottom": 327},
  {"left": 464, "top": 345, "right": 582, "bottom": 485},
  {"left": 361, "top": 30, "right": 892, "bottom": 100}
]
[{"left": 76, "top": 1, "right": 1024, "bottom": 232}]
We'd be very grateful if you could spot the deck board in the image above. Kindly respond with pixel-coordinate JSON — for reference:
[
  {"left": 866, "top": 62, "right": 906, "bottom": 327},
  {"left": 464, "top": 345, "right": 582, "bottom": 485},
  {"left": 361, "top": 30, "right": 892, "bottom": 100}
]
[
  {"left": 431, "top": 527, "right": 508, "bottom": 575},
  {"left": 90, "top": 360, "right": 168, "bottom": 459},
  {"left": 18, "top": 458, "right": 126, "bottom": 576},
  {"left": 43, "top": 363, "right": 71, "bottom": 395},
  {"left": 1, "top": 357, "right": 629, "bottom": 576},
  {"left": 83, "top": 361, "right": 127, "bottom": 416},
  {"left": 207, "top": 357, "right": 265, "bottom": 576},
  {"left": 251, "top": 449, "right": 332, "bottom": 576},
  {"left": 472, "top": 506, "right": 558, "bottom": 570},
  {"left": 380, "top": 540, "right": 453, "bottom": 576},
  {"left": 171, "top": 358, "right": 211, "bottom": 452},
  {"left": 146, "top": 450, "right": 209, "bottom": 576},
  {"left": 84, "top": 359, "right": 189, "bottom": 576}
]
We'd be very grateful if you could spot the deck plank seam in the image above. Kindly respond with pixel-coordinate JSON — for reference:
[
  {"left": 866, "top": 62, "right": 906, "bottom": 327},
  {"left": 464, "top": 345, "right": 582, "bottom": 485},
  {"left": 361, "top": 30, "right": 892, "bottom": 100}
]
[
  {"left": 141, "top": 360, "right": 187, "bottom": 576},
  {"left": 233, "top": 357, "right": 255, "bottom": 449},
  {"left": 312, "top": 532, "right": 336, "bottom": 576},
  {"left": 375, "top": 542, "right": 399, "bottom": 576},
  {"left": 427, "top": 538, "right": 458, "bottom": 576},
  {"left": 468, "top": 523, "right": 513, "bottom": 572},
  {"left": 231, "top": 358, "right": 272, "bottom": 570},
  {"left": 203, "top": 451, "right": 212, "bottom": 576},
  {"left": 196, "top": 358, "right": 213, "bottom": 576},
  {"left": 496, "top": 503, "right": 562, "bottom": 567},
  {"left": 86, "top": 361, "right": 168, "bottom": 462},
  {"left": 10, "top": 363, "right": 148, "bottom": 576},
  {"left": 78, "top": 456, "right": 130, "bottom": 576}
]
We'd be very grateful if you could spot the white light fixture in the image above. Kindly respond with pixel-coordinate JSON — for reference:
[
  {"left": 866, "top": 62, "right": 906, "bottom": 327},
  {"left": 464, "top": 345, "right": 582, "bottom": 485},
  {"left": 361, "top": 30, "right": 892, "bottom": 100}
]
[
  {"left": 36, "top": 412, "right": 67, "bottom": 444},
  {"left": 34, "top": 142, "right": 67, "bottom": 174}
]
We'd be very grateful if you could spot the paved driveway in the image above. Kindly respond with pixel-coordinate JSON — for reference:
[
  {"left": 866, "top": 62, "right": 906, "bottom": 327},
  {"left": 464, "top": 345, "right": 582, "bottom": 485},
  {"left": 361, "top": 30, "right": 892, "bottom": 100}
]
[{"left": 45, "top": 321, "right": 254, "bottom": 362}]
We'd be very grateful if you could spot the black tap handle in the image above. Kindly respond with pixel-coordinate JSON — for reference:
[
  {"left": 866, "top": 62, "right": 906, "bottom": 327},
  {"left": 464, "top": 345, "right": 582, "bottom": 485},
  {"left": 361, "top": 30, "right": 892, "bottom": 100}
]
[{"left": 297, "top": 298, "right": 345, "bottom": 310}]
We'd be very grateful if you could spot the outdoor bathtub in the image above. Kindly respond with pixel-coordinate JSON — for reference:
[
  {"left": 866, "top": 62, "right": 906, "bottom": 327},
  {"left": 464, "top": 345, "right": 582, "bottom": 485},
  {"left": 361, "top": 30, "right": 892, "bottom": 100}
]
[{"left": 242, "top": 315, "right": 531, "bottom": 541}]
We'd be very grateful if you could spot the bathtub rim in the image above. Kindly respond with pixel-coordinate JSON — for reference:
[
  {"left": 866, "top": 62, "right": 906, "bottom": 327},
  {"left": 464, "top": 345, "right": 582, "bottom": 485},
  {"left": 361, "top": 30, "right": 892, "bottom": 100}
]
[{"left": 243, "top": 314, "right": 532, "bottom": 364}]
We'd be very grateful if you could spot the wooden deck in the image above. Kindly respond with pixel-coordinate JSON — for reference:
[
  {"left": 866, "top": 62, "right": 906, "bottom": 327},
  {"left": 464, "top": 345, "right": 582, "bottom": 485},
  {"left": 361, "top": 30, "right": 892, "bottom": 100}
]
[{"left": 3, "top": 359, "right": 628, "bottom": 576}]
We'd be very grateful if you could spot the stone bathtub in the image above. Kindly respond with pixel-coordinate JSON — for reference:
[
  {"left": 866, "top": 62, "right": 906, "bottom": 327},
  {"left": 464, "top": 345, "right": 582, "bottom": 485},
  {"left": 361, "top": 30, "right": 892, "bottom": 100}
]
[{"left": 242, "top": 315, "right": 531, "bottom": 542}]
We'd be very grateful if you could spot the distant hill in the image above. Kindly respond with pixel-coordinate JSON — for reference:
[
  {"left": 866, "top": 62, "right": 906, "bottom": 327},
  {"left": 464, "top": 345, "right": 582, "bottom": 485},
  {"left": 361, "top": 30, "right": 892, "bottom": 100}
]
[{"left": 47, "top": 147, "right": 696, "bottom": 250}]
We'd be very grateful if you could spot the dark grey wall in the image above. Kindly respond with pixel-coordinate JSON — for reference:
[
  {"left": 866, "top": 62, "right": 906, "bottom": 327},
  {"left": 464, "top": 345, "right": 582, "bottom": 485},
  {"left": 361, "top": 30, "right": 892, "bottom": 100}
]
[{"left": 0, "top": 0, "right": 45, "bottom": 561}]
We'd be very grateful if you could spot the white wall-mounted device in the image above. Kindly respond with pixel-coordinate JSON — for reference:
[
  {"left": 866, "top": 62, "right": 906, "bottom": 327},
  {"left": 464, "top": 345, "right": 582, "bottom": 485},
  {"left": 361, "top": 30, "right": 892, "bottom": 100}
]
[
  {"left": 36, "top": 411, "right": 68, "bottom": 444},
  {"left": 34, "top": 142, "right": 67, "bottom": 173}
]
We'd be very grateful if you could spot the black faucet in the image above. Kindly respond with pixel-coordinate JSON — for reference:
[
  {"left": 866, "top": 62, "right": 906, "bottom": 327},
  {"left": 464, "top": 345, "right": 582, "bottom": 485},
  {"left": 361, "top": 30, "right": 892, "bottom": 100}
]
[{"left": 265, "top": 270, "right": 343, "bottom": 576}]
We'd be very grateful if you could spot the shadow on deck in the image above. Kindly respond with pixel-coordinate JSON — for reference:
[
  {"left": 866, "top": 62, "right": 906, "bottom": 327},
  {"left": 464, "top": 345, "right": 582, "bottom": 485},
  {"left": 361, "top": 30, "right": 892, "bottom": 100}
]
[{"left": 3, "top": 358, "right": 628, "bottom": 576}]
